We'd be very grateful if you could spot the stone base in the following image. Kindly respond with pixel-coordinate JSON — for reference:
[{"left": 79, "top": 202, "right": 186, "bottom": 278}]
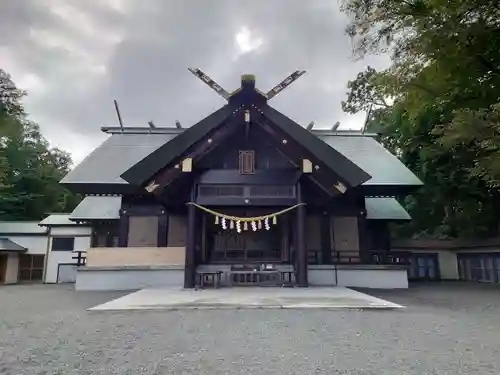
[
  {"left": 88, "top": 286, "right": 405, "bottom": 311},
  {"left": 75, "top": 264, "right": 408, "bottom": 291},
  {"left": 75, "top": 265, "right": 184, "bottom": 291},
  {"left": 308, "top": 265, "right": 408, "bottom": 289}
]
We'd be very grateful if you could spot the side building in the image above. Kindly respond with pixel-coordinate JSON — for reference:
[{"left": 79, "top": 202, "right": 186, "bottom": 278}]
[
  {"left": 0, "top": 216, "right": 91, "bottom": 285},
  {"left": 59, "top": 73, "right": 424, "bottom": 291}
]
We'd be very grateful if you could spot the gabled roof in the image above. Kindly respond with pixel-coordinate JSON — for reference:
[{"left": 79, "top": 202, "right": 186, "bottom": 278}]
[
  {"left": 322, "top": 135, "right": 422, "bottom": 187},
  {"left": 0, "top": 238, "right": 27, "bottom": 252},
  {"left": 121, "top": 106, "right": 232, "bottom": 186},
  {"left": 61, "top": 128, "right": 421, "bottom": 190},
  {"left": 61, "top": 130, "right": 181, "bottom": 186},
  {"left": 0, "top": 222, "right": 47, "bottom": 235},
  {"left": 120, "top": 105, "right": 371, "bottom": 188},
  {"left": 70, "top": 196, "right": 121, "bottom": 221},
  {"left": 259, "top": 106, "right": 371, "bottom": 187},
  {"left": 365, "top": 197, "right": 411, "bottom": 220},
  {"left": 39, "top": 213, "right": 80, "bottom": 227},
  {"left": 61, "top": 72, "right": 421, "bottom": 194}
]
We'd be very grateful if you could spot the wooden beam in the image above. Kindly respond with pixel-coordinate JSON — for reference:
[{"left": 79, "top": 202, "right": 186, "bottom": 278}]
[
  {"left": 184, "top": 190, "right": 197, "bottom": 288},
  {"left": 256, "top": 118, "right": 340, "bottom": 197},
  {"left": 266, "top": 70, "right": 306, "bottom": 100},
  {"left": 188, "top": 68, "right": 230, "bottom": 100},
  {"left": 320, "top": 213, "right": 332, "bottom": 264},
  {"left": 146, "top": 120, "right": 238, "bottom": 194},
  {"left": 296, "top": 181, "right": 308, "bottom": 287},
  {"left": 198, "top": 170, "right": 299, "bottom": 185},
  {"left": 118, "top": 209, "right": 129, "bottom": 247},
  {"left": 157, "top": 212, "right": 168, "bottom": 247}
]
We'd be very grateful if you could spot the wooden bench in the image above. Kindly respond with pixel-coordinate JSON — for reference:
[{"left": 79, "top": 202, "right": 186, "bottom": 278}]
[
  {"left": 227, "top": 269, "right": 282, "bottom": 286},
  {"left": 196, "top": 271, "right": 223, "bottom": 288},
  {"left": 280, "top": 270, "right": 294, "bottom": 284}
]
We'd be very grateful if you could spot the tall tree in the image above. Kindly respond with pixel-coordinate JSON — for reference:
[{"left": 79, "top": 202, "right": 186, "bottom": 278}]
[
  {"left": 341, "top": 0, "right": 500, "bottom": 238},
  {"left": 0, "top": 69, "right": 80, "bottom": 220}
]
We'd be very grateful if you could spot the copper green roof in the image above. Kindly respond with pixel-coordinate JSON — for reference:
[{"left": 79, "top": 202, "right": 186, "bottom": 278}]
[
  {"left": 365, "top": 197, "right": 411, "bottom": 220},
  {"left": 70, "top": 196, "right": 122, "bottom": 221},
  {"left": 61, "top": 129, "right": 420, "bottom": 189},
  {"left": 0, "top": 238, "right": 27, "bottom": 252}
]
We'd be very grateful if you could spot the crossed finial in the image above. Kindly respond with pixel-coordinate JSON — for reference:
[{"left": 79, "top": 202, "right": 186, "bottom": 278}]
[{"left": 188, "top": 68, "right": 306, "bottom": 101}]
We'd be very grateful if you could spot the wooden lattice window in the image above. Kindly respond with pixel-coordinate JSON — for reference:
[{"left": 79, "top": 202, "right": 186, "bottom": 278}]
[
  {"left": 91, "top": 223, "right": 120, "bottom": 248},
  {"left": 248, "top": 185, "right": 295, "bottom": 198},
  {"left": 18, "top": 254, "right": 44, "bottom": 282},
  {"left": 198, "top": 185, "right": 245, "bottom": 197},
  {"left": 239, "top": 150, "right": 255, "bottom": 174}
]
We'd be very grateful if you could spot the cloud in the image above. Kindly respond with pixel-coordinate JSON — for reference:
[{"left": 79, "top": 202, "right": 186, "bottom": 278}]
[{"left": 0, "top": 0, "right": 389, "bottom": 163}]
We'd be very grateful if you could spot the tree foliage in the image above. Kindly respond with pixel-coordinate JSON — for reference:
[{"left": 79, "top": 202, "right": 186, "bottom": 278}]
[
  {"left": 342, "top": 0, "right": 500, "bottom": 238},
  {"left": 0, "top": 69, "right": 80, "bottom": 221}
]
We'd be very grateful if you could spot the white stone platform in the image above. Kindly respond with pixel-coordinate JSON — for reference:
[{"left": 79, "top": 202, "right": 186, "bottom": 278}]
[{"left": 88, "top": 286, "right": 404, "bottom": 311}]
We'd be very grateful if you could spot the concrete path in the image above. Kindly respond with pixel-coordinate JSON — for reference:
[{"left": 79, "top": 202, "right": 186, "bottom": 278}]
[{"left": 88, "top": 286, "right": 404, "bottom": 311}]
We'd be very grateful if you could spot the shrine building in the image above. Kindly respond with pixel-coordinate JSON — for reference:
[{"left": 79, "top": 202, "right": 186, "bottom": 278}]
[{"left": 60, "top": 70, "right": 422, "bottom": 290}]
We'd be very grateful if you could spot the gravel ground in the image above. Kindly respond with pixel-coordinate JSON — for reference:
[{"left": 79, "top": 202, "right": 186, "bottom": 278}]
[{"left": 1, "top": 282, "right": 500, "bottom": 374}]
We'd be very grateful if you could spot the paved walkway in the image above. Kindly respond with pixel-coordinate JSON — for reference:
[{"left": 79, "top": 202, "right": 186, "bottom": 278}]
[{"left": 89, "top": 286, "right": 404, "bottom": 311}]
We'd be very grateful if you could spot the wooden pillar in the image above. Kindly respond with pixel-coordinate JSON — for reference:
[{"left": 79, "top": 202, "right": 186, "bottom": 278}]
[
  {"left": 296, "top": 181, "right": 308, "bottom": 287},
  {"left": 184, "top": 192, "right": 197, "bottom": 288},
  {"left": 320, "top": 213, "right": 332, "bottom": 264},
  {"left": 358, "top": 215, "right": 370, "bottom": 263},
  {"left": 118, "top": 209, "right": 129, "bottom": 247},
  {"left": 157, "top": 210, "right": 169, "bottom": 247}
]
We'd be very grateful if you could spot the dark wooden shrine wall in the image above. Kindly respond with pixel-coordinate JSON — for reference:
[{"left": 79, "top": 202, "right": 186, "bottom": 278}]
[
  {"left": 103, "top": 199, "right": 385, "bottom": 258},
  {"left": 197, "top": 125, "right": 294, "bottom": 170},
  {"left": 305, "top": 215, "right": 391, "bottom": 264}
]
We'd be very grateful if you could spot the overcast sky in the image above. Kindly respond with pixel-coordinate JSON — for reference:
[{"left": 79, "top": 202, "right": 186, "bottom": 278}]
[{"left": 1, "top": 0, "right": 389, "bottom": 164}]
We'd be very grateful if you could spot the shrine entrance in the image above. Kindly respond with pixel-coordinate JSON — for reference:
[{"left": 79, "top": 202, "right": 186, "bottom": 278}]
[
  {"left": 199, "top": 208, "right": 293, "bottom": 265},
  {"left": 207, "top": 219, "right": 284, "bottom": 263},
  {"left": 188, "top": 201, "right": 307, "bottom": 288}
]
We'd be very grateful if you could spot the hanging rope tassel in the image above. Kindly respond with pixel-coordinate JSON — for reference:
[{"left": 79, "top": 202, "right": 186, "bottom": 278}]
[
  {"left": 186, "top": 202, "right": 306, "bottom": 222},
  {"left": 230, "top": 220, "right": 234, "bottom": 229},
  {"left": 258, "top": 220, "right": 262, "bottom": 229},
  {"left": 215, "top": 215, "right": 219, "bottom": 225},
  {"left": 272, "top": 215, "right": 277, "bottom": 225},
  {"left": 243, "top": 221, "right": 248, "bottom": 231}
]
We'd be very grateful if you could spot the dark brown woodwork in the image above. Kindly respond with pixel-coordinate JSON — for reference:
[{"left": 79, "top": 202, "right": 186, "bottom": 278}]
[
  {"left": 259, "top": 105, "right": 371, "bottom": 187},
  {"left": 358, "top": 215, "right": 371, "bottom": 263},
  {"left": 255, "top": 117, "right": 342, "bottom": 198},
  {"left": 296, "top": 181, "right": 308, "bottom": 287},
  {"left": 198, "top": 170, "right": 299, "bottom": 185},
  {"left": 121, "top": 202, "right": 166, "bottom": 215},
  {"left": 184, "top": 193, "right": 197, "bottom": 288},
  {"left": 91, "top": 222, "right": 120, "bottom": 247},
  {"left": 196, "top": 182, "right": 296, "bottom": 206},
  {"left": 0, "top": 255, "right": 7, "bottom": 284},
  {"left": 238, "top": 150, "right": 255, "bottom": 174},
  {"left": 320, "top": 213, "right": 332, "bottom": 264},
  {"left": 157, "top": 213, "right": 169, "bottom": 247},
  {"left": 196, "top": 197, "right": 297, "bottom": 207},
  {"left": 118, "top": 209, "right": 129, "bottom": 247},
  {"left": 149, "top": 119, "right": 239, "bottom": 193},
  {"left": 198, "top": 125, "right": 293, "bottom": 170},
  {"left": 121, "top": 106, "right": 232, "bottom": 186}
]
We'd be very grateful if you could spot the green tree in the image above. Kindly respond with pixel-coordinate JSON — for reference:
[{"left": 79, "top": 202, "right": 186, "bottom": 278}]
[
  {"left": 0, "top": 69, "right": 80, "bottom": 220},
  {"left": 341, "top": 0, "right": 500, "bottom": 238}
]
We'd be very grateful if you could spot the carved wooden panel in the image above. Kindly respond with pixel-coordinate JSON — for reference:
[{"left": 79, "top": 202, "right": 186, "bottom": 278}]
[
  {"left": 167, "top": 215, "right": 187, "bottom": 247},
  {"left": 128, "top": 216, "right": 159, "bottom": 247},
  {"left": 239, "top": 150, "right": 255, "bottom": 174},
  {"left": 332, "top": 217, "right": 359, "bottom": 251}
]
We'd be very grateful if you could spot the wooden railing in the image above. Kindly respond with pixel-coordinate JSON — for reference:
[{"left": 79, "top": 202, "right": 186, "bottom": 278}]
[{"left": 307, "top": 250, "right": 411, "bottom": 266}]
